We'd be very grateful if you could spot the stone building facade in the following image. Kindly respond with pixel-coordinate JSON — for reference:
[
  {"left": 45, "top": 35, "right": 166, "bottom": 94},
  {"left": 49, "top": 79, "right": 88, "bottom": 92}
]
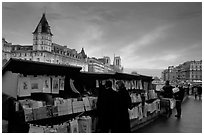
[
  {"left": 161, "top": 60, "right": 202, "bottom": 84},
  {"left": 2, "top": 13, "right": 88, "bottom": 71},
  {"left": 3, "top": 13, "right": 123, "bottom": 73}
]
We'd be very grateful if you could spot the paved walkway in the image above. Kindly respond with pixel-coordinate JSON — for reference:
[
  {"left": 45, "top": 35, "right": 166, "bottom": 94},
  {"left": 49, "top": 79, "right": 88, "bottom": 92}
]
[{"left": 134, "top": 96, "right": 202, "bottom": 133}]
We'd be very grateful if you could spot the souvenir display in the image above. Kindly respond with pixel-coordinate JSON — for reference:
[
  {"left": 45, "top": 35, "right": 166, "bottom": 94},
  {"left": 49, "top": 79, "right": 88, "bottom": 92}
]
[
  {"left": 72, "top": 100, "right": 84, "bottom": 113},
  {"left": 59, "top": 77, "right": 65, "bottom": 91},
  {"left": 23, "top": 107, "right": 34, "bottom": 122},
  {"left": 55, "top": 123, "right": 68, "bottom": 133},
  {"left": 52, "top": 77, "right": 59, "bottom": 94},
  {"left": 78, "top": 116, "right": 92, "bottom": 133},
  {"left": 66, "top": 98, "right": 73, "bottom": 114},
  {"left": 83, "top": 97, "right": 91, "bottom": 111},
  {"left": 7, "top": 63, "right": 161, "bottom": 133},
  {"left": 30, "top": 76, "right": 43, "bottom": 93},
  {"left": 69, "top": 119, "right": 79, "bottom": 133},
  {"left": 17, "top": 77, "right": 31, "bottom": 97},
  {"left": 42, "top": 76, "right": 51, "bottom": 93},
  {"left": 88, "top": 97, "right": 97, "bottom": 110}
]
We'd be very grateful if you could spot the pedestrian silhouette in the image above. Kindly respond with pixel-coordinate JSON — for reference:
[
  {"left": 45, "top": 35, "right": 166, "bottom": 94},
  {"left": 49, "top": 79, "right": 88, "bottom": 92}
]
[
  {"left": 162, "top": 80, "right": 174, "bottom": 116},
  {"left": 173, "top": 85, "right": 185, "bottom": 118},
  {"left": 114, "top": 80, "right": 132, "bottom": 133},
  {"left": 96, "top": 80, "right": 118, "bottom": 133}
]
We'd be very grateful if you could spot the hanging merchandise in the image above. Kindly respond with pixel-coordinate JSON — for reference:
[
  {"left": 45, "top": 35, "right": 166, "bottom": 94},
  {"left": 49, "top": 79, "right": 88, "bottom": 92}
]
[
  {"left": 96, "top": 80, "right": 99, "bottom": 88},
  {"left": 69, "top": 119, "right": 79, "bottom": 133},
  {"left": 144, "top": 82, "right": 149, "bottom": 91},
  {"left": 128, "top": 81, "right": 131, "bottom": 90},
  {"left": 17, "top": 76, "right": 31, "bottom": 97},
  {"left": 131, "top": 81, "right": 135, "bottom": 89},
  {"left": 30, "top": 76, "right": 43, "bottom": 93},
  {"left": 134, "top": 80, "right": 137, "bottom": 90},
  {"left": 78, "top": 116, "right": 92, "bottom": 133},
  {"left": 52, "top": 77, "right": 59, "bottom": 94},
  {"left": 139, "top": 80, "right": 143, "bottom": 90},
  {"left": 136, "top": 80, "right": 140, "bottom": 89},
  {"left": 70, "top": 78, "right": 80, "bottom": 94},
  {"left": 59, "top": 77, "right": 65, "bottom": 91},
  {"left": 42, "top": 76, "right": 51, "bottom": 93}
]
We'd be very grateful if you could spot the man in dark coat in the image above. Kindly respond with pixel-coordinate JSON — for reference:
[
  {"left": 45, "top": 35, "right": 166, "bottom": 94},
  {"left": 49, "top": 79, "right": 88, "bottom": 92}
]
[
  {"left": 114, "top": 80, "right": 132, "bottom": 133},
  {"left": 96, "top": 80, "right": 118, "bottom": 133},
  {"left": 162, "top": 80, "right": 174, "bottom": 98},
  {"left": 173, "top": 85, "right": 185, "bottom": 118},
  {"left": 162, "top": 80, "right": 174, "bottom": 116}
]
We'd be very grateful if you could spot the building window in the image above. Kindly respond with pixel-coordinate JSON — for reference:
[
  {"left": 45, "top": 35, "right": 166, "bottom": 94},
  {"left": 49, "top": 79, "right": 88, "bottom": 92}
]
[{"left": 37, "top": 58, "right": 40, "bottom": 61}]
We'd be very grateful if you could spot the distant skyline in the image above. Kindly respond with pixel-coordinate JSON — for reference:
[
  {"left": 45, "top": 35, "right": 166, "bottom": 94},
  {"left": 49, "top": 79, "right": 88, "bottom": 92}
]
[{"left": 2, "top": 2, "right": 202, "bottom": 77}]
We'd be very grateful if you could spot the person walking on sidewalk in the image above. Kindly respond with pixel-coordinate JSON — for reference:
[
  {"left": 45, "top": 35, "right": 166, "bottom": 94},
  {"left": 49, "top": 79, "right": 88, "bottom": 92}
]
[
  {"left": 162, "top": 80, "right": 174, "bottom": 116},
  {"left": 194, "top": 86, "right": 198, "bottom": 100},
  {"left": 173, "top": 85, "right": 185, "bottom": 118},
  {"left": 197, "top": 85, "right": 202, "bottom": 100}
]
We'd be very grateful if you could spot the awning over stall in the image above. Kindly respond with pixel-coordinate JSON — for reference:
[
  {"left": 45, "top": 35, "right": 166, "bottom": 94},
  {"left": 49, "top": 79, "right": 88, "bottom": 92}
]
[{"left": 3, "top": 58, "right": 82, "bottom": 76}]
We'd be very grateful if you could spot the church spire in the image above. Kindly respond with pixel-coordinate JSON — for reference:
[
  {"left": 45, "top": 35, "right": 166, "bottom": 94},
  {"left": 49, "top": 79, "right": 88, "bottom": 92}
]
[
  {"left": 33, "top": 13, "right": 53, "bottom": 36},
  {"left": 32, "top": 13, "right": 53, "bottom": 52}
]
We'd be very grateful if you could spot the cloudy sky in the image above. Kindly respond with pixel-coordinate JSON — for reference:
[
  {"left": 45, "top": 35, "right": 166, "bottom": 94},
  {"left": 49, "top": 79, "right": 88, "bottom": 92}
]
[{"left": 2, "top": 2, "right": 202, "bottom": 77}]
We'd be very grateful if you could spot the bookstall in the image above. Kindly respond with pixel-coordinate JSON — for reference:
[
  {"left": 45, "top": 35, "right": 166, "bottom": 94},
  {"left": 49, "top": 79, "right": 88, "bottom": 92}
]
[
  {"left": 3, "top": 58, "right": 162, "bottom": 133},
  {"left": 79, "top": 72, "right": 161, "bottom": 132},
  {"left": 3, "top": 58, "right": 97, "bottom": 133}
]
